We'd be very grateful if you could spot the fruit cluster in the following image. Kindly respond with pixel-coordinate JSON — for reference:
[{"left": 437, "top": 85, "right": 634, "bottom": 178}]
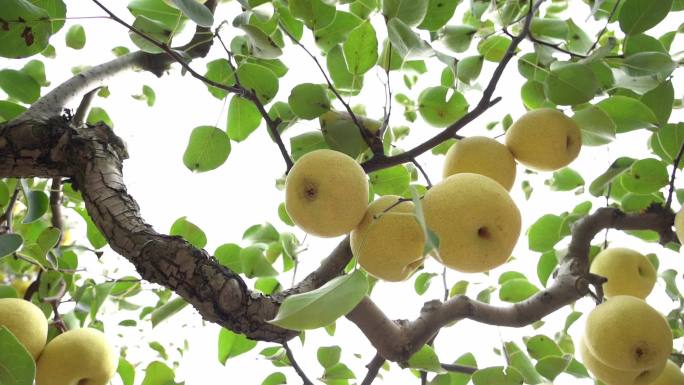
[
  {"left": 0, "top": 298, "right": 117, "bottom": 385},
  {"left": 284, "top": 108, "right": 581, "bottom": 280}
]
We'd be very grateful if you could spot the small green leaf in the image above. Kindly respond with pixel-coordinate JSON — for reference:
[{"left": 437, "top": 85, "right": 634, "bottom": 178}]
[
  {"left": 218, "top": 328, "right": 258, "bottom": 364},
  {"left": 0, "top": 0, "right": 51, "bottom": 59},
  {"left": 369, "top": 165, "right": 410, "bottom": 196},
  {"left": 290, "top": 131, "right": 329, "bottom": 161},
  {"left": 65, "top": 24, "right": 86, "bottom": 49},
  {"left": 471, "top": 366, "right": 524, "bottom": 385},
  {"left": 546, "top": 168, "right": 584, "bottom": 191},
  {"left": 418, "top": 86, "right": 468, "bottom": 127},
  {"left": 314, "top": 11, "right": 362, "bottom": 53},
  {"left": 236, "top": 62, "right": 279, "bottom": 103},
  {"left": 387, "top": 18, "right": 433, "bottom": 60},
  {"left": 261, "top": 372, "right": 287, "bottom": 385},
  {"left": 650, "top": 123, "right": 684, "bottom": 168},
  {"left": 572, "top": 105, "right": 616, "bottom": 146},
  {"left": 456, "top": 55, "right": 484, "bottom": 84},
  {"left": 22, "top": 190, "right": 48, "bottom": 224},
  {"left": 417, "top": 0, "right": 460, "bottom": 30},
  {"left": 169, "top": 216, "right": 207, "bottom": 248},
  {"left": 168, "top": 0, "right": 214, "bottom": 27},
  {"left": 240, "top": 246, "right": 278, "bottom": 278},
  {"left": 641, "top": 81, "right": 674, "bottom": 126},
  {"left": 183, "top": 126, "right": 231, "bottom": 172},
  {"left": 506, "top": 343, "right": 544, "bottom": 385},
  {"left": 589, "top": 157, "right": 636, "bottom": 196},
  {"left": 288, "top": 83, "right": 331, "bottom": 119},
  {"left": 204, "top": 59, "right": 236, "bottom": 100},
  {"left": 414, "top": 272, "right": 437, "bottom": 295},
  {"left": 619, "top": 158, "right": 669, "bottom": 194},
  {"left": 128, "top": 16, "right": 173, "bottom": 54},
  {"left": 140, "top": 361, "right": 175, "bottom": 385},
  {"left": 525, "top": 334, "right": 563, "bottom": 359},
  {"left": 215, "top": 243, "right": 242, "bottom": 273},
  {"left": 0, "top": 326, "right": 35, "bottom": 385},
  {"left": 528, "top": 214, "right": 563, "bottom": 252},
  {"left": 436, "top": 25, "right": 477, "bottom": 54},
  {"left": 269, "top": 270, "right": 368, "bottom": 330},
  {"left": 0, "top": 234, "right": 23, "bottom": 260},
  {"left": 323, "top": 362, "right": 356, "bottom": 380},
  {"left": 317, "top": 346, "right": 341, "bottom": 369},
  {"left": 622, "top": 52, "right": 676, "bottom": 78},
  {"left": 596, "top": 95, "right": 657, "bottom": 133},
  {"left": 407, "top": 344, "right": 444, "bottom": 373},
  {"left": 619, "top": 0, "right": 673, "bottom": 35},
  {"left": 151, "top": 297, "right": 188, "bottom": 327},
  {"left": 536, "top": 251, "right": 558, "bottom": 287},
  {"left": 383, "top": 0, "right": 428, "bottom": 27},
  {"left": 0, "top": 70, "right": 41, "bottom": 104},
  {"left": 289, "top": 0, "right": 336, "bottom": 29},
  {"left": 20, "top": 60, "right": 48, "bottom": 87},
  {"left": 117, "top": 358, "right": 136, "bottom": 385},
  {"left": 343, "top": 21, "right": 378, "bottom": 75},
  {"left": 477, "top": 36, "right": 512, "bottom": 62},
  {"left": 86, "top": 107, "right": 113, "bottom": 127},
  {"left": 544, "top": 63, "right": 598, "bottom": 105},
  {"left": 535, "top": 354, "right": 573, "bottom": 380},
  {"left": 499, "top": 278, "right": 539, "bottom": 302}
]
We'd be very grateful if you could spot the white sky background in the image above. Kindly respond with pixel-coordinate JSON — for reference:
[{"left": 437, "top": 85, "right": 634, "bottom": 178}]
[{"left": 2, "top": 0, "right": 684, "bottom": 384}]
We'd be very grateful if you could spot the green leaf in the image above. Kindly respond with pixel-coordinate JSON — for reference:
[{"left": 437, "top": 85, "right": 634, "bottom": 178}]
[
  {"left": 535, "top": 354, "right": 572, "bottom": 380},
  {"left": 566, "top": 20, "right": 593, "bottom": 54},
  {"left": 290, "top": 131, "right": 329, "bottom": 161},
  {"left": 546, "top": 168, "right": 584, "bottom": 191},
  {"left": 182, "top": 126, "right": 231, "bottom": 172},
  {"left": 661, "top": 269, "right": 682, "bottom": 301},
  {"left": 530, "top": 18, "right": 568, "bottom": 42},
  {"left": 314, "top": 11, "right": 362, "bottom": 53},
  {"left": 278, "top": 203, "right": 294, "bottom": 226},
  {"left": 323, "top": 362, "right": 356, "bottom": 380},
  {"left": 436, "top": 25, "right": 477, "bottom": 54},
  {"left": 20, "top": 60, "right": 48, "bottom": 87},
  {"left": 0, "top": 101, "right": 27, "bottom": 122},
  {"left": 471, "top": 366, "right": 524, "bottom": 385},
  {"left": 36, "top": 226, "right": 60, "bottom": 253},
  {"left": 499, "top": 278, "right": 539, "bottom": 302},
  {"left": 215, "top": 243, "right": 242, "bottom": 273},
  {"left": 0, "top": 70, "right": 40, "bottom": 104},
  {"left": 387, "top": 18, "right": 432, "bottom": 60},
  {"left": 641, "top": 80, "right": 674, "bottom": 125},
  {"left": 204, "top": 59, "right": 236, "bottom": 100},
  {"left": 237, "top": 25, "right": 283, "bottom": 60},
  {"left": 414, "top": 272, "right": 437, "bottom": 295},
  {"left": 22, "top": 189, "right": 48, "bottom": 224},
  {"left": 150, "top": 297, "right": 188, "bottom": 327},
  {"left": 169, "top": 216, "right": 207, "bottom": 248},
  {"left": 382, "top": 0, "right": 428, "bottom": 27},
  {"left": 289, "top": 0, "right": 336, "bottom": 29},
  {"left": 619, "top": 0, "right": 673, "bottom": 35},
  {"left": 141, "top": 361, "right": 175, "bottom": 385},
  {"left": 536, "top": 250, "right": 557, "bottom": 287},
  {"left": 269, "top": 269, "right": 368, "bottom": 330},
  {"left": 572, "top": 105, "right": 616, "bottom": 146},
  {"left": 0, "top": 0, "right": 52, "bottom": 59},
  {"left": 417, "top": 0, "right": 460, "bottom": 30},
  {"left": 477, "top": 36, "right": 512, "bottom": 62},
  {"left": 650, "top": 123, "right": 684, "bottom": 168},
  {"left": 418, "top": 86, "right": 468, "bottom": 127},
  {"left": 327, "top": 45, "right": 363, "bottom": 95},
  {"left": 0, "top": 234, "right": 23, "bottom": 259},
  {"left": 506, "top": 343, "right": 544, "bottom": 385},
  {"left": 117, "top": 358, "right": 136, "bottom": 385},
  {"left": 544, "top": 63, "right": 598, "bottom": 105},
  {"left": 343, "top": 21, "right": 378, "bottom": 75},
  {"left": 317, "top": 346, "right": 341, "bottom": 369},
  {"left": 128, "top": 16, "right": 173, "bottom": 54},
  {"left": 240, "top": 245, "right": 278, "bottom": 278},
  {"left": 288, "top": 83, "right": 331, "bottom": 119},
  {"left": 588, "top": 157, "right": 636, "bottom": 196},
  {"left": 65, "top": 24, "right": 86, "bottom": 49},
  {"left": 456, "top": 55, "right": 484, "bottom": 84},
  {"left": 218, "top": 328, "right": 257, "bottom": 364},
  {"left": 407, "top": 344, "right": 444, "bottom": 373},
  {"left": 73, "top": 207, "right": 107, "bottom": 249},
  {"left": 520, "top": 80, "right": 547, "bottom": 110},
  {"left": 168, "top": 0, "right": 213, "bottom": 27},
  {"left": 262, "top": 372, "right": 287, "bottom": 385},
  {"left": 624, "top": 33, "right": 667, "bottom": 56},
  {"left": 369, "top": 165, "right": 410, "bottom": 196},
  {"left": 619, "top": 158, "right": 669, "bottom": 194},
  {"left": 0, "top": 326, "right": 35, "bottom": 385},
  {"left": 86, "top": 107, "right": 113, "bottom": 127},
  {"left": 528, "top": 214, "right": 563, "bottom": 252},
  {"left": 596, "top": 95, "right": 658, "bottom": 133},
  {"left": 132, "top": 85, "right": 156, "bottom": 107},
  {"left": 622, "top": 52, "right": 676, "bottom": 78},
  {"left": 127, "top": 0, "right": 187, "bottom": 31},
  {"left": 236, "top": 62, "right": 279, "bottom": 103},
  {"left": 525, "top": 334, "right": 563, "bottom": 359}
]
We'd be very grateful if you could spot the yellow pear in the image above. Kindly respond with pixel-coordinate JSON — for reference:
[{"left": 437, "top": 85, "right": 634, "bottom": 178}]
[
  {"left": 422, "top": 173, "right": 521, "bottom": 273},
  {"left": 285, "top": 149, "right": 368, "bottom": 237},
  {"left": 351, "top": 195, "right": 426, "bottom": 281},
  {"left": 590, "top": 248, "right": 656, "bottom": 299},
  {"left": 442, "top": 136, "right": 517, "bottom": 191},
  {"left": 505, "top": 108, "right": 581, "bottom": 171},
  {"left": 36, "top": 328, "right": 117, "bottom": 385},
  {"left": 651, "top": 361, "right": 684, "bottom": 385},
  {"left": 675, "top": 207, "right": 684, "bottom": 244},
  {"left": 11, "top": 278, "right": 31, "bottom": 298},
  {"left": 579, "top": 336, "right": 666, "bottom": 385},
  {"left": 584, "top": 296, "right": 672, "bottom": 371},
  {"left": 0, "top": 298, "right": 48, "bottom": 359}
]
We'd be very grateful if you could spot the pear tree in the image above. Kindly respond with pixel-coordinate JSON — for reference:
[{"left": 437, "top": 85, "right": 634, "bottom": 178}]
[{"left": 0, "top": 0, "right": 684, "bottom": 384}]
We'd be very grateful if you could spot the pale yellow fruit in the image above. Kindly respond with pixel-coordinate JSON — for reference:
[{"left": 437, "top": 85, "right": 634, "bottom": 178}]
[
  {"left": 505, "top": 108, "right": 582, "bottom": 171},
  {"left": 10, "top": 278, "right": 31, "bottom": 298},
  {"left": 285, "top": 149, "right": 368, "bottom": 237},
  {"left": 590, "top": 248, "right": 656, "bottom": 299},
  {"left": 162, "top": 0, "right": 207, "bottom": 8},
  {"left": 651, "top": 361, "right": 684, "bottom": 385},
  {"left": 675, "top": 207, "right": 684, "bottom": 244},
  {"left": 36, "top": 328, "right": 117, "bottom": 385},
  {"left": 442, "top": 136, "right": 517, "bottom": 191},
  {"left": 423, "top": 173, "right": 521, "bottom": 273},
  {"left": 580, "top": 336, "right": 666, "bottom": 385},
  {"left": 0, "top": 298, "right": 48, "bottom": 359},
  {"left": 584, "top": 296, "right": 672, "bottom": 371},
  {"left": 350, "top": 195, "right": 426, "bottom": 281}
]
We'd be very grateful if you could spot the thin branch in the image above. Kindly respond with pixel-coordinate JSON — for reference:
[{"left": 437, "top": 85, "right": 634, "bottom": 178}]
[
  {"left": 282, "top": 342, "right": 314, "bottom": 385},
  {"left": 411, "top": 158, "right": 432, "bottom": 188},
  {"left": 587, "top": 0, "right": 621, "bottom": 54},
  {"left": 441, "top": 363, "right": 478, "bottom": 374},
  {"left": 72, "top": 87, "right": 103, "bottom": 127},
  {"left": 361, "top": 0, "right": 545, "bottom": 173},
  {"left": 441, "top": 266, "right": 448, "bottom": 302},
  {"left": 361, "top": 353, "right": 385, "bottom": 385},
  {"left": 49, "top": 178, "right": 64, "bottom": 233},
  {"left": 665, "top": 140, "right": 684, "bottom": 209},
  {"left": 0, "top": 185, "right": 20, "bottom": 233}
]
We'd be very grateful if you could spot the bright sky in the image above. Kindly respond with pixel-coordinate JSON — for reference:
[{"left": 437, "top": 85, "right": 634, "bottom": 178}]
[{"left": 2, "top": 0, "right": 684, "bottom": 384}]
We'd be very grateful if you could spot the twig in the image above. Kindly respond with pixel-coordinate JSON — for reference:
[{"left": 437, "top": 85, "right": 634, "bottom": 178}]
[
  {"left": 441, "top": 266, "right": 448, "bottom": 302},
  {"left": 411, "top": 158, "right": 432, "bottom": 188},
  {"left": 360, "top": 353, "right": 385, "bottom": 385},
  {"left": 587, "top": 0, "right": 621, "bottom": 54},
  {"left": 441, "top": 363, "right": 478, "bottom": 374},
  {"left": 665, "top": 140, "right": 684, "bottom": 209},
  {"left": 361, "top": 0, "right": 545, "bottom": 173},
  {"left": 282, "top": 341, "right": 314, "bottom": 385},
  {"left": 72, "top": 87, "right": 103, "bottom": 126},
  {"left": 49, "top": 178, "right": 64, "bottom": 233},
  {"left": 0, "top": 185, "right": 20, "bottom": 232}
]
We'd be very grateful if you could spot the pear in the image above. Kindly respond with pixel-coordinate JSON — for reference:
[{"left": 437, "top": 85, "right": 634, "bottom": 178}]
[
  {"left": 651, "top": 361, "right": 684, "bottom": 385},
  {"left": 442, "top": 136, "right": 517, "bottom": 191},
  {"left": 584, "top": 296, "right": 672, "bottom": 371},
  {"left": 0, "top": 298, "right": 48, "bottom": 359},
  {"left": 590, "top": 248, "right": 657, "bottom": 299},
  {"left": 423, "top": 173, "right": 521, "bottom": 273},
  {"left": 505, "top": 108, "right": 581, "bottom": 171},
  {"left": 580, "top": 336, "right": 666, "bottom": 385},
  {"left": 351, "top": 195, "right": 426, "bottom": 281},
  {"left": 285, "top": 149, "right": 368, "bottom": 237},
  {"left": 675, "top": 207, "right": 684, "bottom": 244},
  {"left": 36, "top": 328, "right": 118, "bottom": 385}
]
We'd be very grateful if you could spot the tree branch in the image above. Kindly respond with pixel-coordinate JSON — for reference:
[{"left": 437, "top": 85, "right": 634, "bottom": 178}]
[
  {"left": 666, "top": 140, "right": 684, "bottom": 209},
  {"left": 283, "top": 341, "right": 314, "bottom": 385},
  {"left": 361, "top": 353, "right": 385, "bottom": 385}
]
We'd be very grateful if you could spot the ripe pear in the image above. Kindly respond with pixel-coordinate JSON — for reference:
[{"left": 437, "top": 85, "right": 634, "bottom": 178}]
[
  {"left": 285, "top": 149, "right": 369, "bottom": 237},
  {"left": 351, "top": 195, "right": 426, "bottom": 281},
  {"left": 651, "top": 361, "right": 684, "bottom": 385},
  {"left": 579, "top": 336, "right": 666, "bottom": 385},
  {"left": 675, "top": 207, "right": 684, "bottom": 244},
  {"left": 590, "top": 248, "right": 656, "bottom": 299},
  {"left": 584, "top": 295, "right": 672, "bottom": 371},
  {"left": 505, "top": 108, "right": 582, "bottom": 171},
  {"left": 11, "top": 278, "right": 31, "bottom": 298},
  {"left": 0, "top": 298, "right": 48, "bottom": 359},
  {"left": 422, "top": 173, "right": 521, "bottom": 273},
  {"left": 36, "top": 328, "right": 117, "bottom": 385},
  {"left": 442, "top": 136, "right": 517, "bottom": 191},
  {"left": 320, "top": 110, "right": 381, "bottom": 158}
]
